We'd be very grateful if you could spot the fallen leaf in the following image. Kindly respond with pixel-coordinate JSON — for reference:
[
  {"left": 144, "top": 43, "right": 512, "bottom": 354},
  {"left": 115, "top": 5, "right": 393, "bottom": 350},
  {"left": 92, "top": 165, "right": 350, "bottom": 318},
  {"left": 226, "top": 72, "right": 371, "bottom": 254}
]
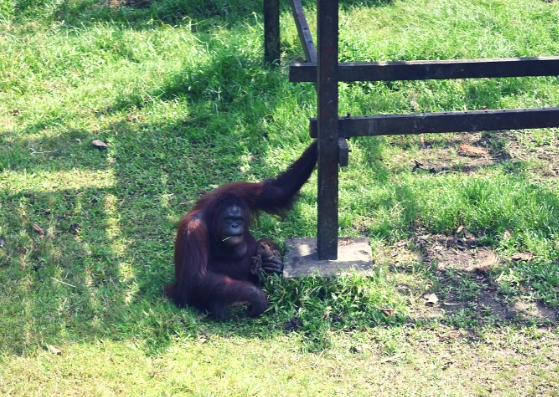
[
  {"left": 47, "top": 345, "right": 63, "bottom": 355},
  {"left": 413, "top": 159, "right": 424, "bottom": 167},
  {"left": 380, "top": 308, "right": 395, "bottom": 317},
  {"left": 459, "top": 144, "right": 488, "bottom": 157},
  {"left": 339, "top": 238, "right": 355, "bottom": 246},
  {"left": 424, "top": 293, "right": 439, "bottom": 306},
  {"left": 455, "top": 225, "right": 465, "bottom": 234},
  {"left": 410, "top": 100, "right": 420, "bottom": 112},
  {"left": 380, "top": 354, "right": 403, "bottom": 364},
  {"left": 474, "top": 251, "right": 498, "bottom": 274},
  {"left": 32, "top": 224, "right": 44, "bottom": 235},
  {"left": 92, "top": 140, "right": 108, "bottom": 148},
  {"left": 439, "top": 330, "right": 467, "bottom": 341},
  {"left": 511, "top": 252, "right": 535, "bottom": 262}
]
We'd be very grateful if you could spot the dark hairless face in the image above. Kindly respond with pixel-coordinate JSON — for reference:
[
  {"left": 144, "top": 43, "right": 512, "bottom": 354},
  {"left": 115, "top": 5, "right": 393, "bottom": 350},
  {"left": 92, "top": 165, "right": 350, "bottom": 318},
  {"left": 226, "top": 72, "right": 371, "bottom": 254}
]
[{"left": 218, "top": 205, "right": 245, "bottom": 249}]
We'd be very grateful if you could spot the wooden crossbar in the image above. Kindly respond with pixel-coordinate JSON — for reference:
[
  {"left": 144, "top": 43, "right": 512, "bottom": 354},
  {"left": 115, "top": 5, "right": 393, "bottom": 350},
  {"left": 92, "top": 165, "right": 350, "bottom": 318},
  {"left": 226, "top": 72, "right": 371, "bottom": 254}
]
[
  {"left": 291, "top": 57, "right": 559, "bottom": 82},
  {"left": 309, "top": 108, "right": 559, "bottom": 138},
  {"left": 264, "top": 0, "right": 559, "bottom": 260}
]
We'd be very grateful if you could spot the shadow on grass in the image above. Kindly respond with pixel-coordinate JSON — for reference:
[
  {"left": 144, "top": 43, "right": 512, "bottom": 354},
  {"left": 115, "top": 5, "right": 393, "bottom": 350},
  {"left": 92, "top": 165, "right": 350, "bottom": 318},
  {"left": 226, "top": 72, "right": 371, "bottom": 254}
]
[
  {"left": 17, "top": 0, "right": 263, "bottom": 30},
  {"left": 0, "top": 128, "right": 112, "bottom": 173},
  {"left": 3, "top": 0, "right": 558, "bottom": 357},
  {"left": 2, "top": 114, "right": 558, "bottom": 357},
  {"left": 3, "top": 61, "right": 559, "bottom": 357},
  {"left": 15, "top": 0, "right": 400, "bottom": 33}
]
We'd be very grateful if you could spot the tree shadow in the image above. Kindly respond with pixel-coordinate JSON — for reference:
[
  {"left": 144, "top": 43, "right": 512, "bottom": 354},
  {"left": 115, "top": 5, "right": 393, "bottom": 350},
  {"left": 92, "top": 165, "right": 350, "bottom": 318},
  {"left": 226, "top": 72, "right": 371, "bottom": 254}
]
[
  {"left": 17, "top": 0, "right": 400, "bottom": 33},
  {"left": 2, "top": 0, "right": 558, "bottom": 359},
  {"left": 31, "top": 0, "right": 267, "bottom": 31},
  {"left": 0, "top": 128, "right": 110, "bottom": 173},
  {"left": 3, "top": 98, "right": 558, "bottom": 358}
]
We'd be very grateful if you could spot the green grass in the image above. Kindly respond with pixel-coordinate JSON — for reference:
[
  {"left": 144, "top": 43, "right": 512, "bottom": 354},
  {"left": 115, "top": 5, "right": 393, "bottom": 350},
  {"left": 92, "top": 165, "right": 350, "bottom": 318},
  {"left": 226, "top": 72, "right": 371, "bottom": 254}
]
[{"left": 1, "top": 0, "right": 559, "bottom": 394}]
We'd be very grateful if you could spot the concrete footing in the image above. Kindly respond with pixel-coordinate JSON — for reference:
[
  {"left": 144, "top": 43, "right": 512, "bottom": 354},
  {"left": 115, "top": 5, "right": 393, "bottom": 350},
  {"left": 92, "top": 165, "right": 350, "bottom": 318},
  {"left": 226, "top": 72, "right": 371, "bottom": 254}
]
[{"left": 283, "top": 237, "right": 373, "bottom": 278}]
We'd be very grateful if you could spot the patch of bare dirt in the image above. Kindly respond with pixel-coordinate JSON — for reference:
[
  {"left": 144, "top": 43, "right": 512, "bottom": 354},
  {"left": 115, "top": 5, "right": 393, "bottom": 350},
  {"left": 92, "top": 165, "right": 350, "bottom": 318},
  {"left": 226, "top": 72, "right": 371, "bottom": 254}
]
[
  {"left": 382, "top": 231, "right": 558, "bottom": 326},
  {"left": 380, "top": 129, "right": 559, "bottom": 327},
  {"left": 409, "top": 130, "right": 559, "bottom": 177}
]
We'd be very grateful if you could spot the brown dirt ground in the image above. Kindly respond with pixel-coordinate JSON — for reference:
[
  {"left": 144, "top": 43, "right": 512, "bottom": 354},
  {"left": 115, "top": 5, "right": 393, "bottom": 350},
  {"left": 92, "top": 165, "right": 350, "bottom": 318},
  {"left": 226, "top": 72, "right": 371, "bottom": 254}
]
[
  {"left": 407, "top": 129, "right": 559, "bottom": 177},
  {"left": 379, "top": 233, "right": 557, "bottom": 325},
  {"left": 379, "top": 129, "right": 559, "bottom": 326}
]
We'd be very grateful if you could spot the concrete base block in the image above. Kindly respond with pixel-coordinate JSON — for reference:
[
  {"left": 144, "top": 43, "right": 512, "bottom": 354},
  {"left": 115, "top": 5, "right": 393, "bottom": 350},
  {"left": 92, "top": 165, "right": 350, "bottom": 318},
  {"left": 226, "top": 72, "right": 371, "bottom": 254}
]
[{"left": 283, "top": 237, "right": 373, "bottom": 278}]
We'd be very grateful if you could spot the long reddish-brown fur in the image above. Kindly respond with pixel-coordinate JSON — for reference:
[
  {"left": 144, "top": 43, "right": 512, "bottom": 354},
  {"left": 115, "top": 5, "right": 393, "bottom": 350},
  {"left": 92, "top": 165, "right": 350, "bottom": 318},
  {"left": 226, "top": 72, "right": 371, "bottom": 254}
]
[{"left": 165, "top": 141, "right": 318, "bottom": 317}]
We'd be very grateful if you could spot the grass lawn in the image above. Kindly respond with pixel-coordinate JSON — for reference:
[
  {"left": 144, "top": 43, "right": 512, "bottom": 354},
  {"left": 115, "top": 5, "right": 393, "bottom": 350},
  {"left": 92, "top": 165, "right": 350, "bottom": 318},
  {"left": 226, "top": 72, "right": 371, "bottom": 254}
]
[{"left": 1, "top": 0, "right": 559, "bottom": 395}]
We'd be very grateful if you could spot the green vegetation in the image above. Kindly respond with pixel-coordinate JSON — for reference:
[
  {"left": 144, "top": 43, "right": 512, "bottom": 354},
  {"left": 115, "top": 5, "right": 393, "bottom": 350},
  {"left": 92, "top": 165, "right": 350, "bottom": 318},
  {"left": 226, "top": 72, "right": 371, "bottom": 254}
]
[{"left": 1, "top": 0, "right": 558, "bottom": 394}]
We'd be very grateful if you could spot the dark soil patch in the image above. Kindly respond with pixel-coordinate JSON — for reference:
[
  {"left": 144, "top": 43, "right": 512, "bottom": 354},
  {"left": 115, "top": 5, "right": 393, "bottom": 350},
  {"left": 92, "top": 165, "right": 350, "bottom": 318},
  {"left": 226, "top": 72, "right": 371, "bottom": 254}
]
[
  {"left": 410, "top": 129, "right": 559, "bottom": 177},
  {"left": 379, "top": 128, "right": 559, "bottom": 326},
  {"left": 381, "top": 231, "right": 558, "bottom": 327}
]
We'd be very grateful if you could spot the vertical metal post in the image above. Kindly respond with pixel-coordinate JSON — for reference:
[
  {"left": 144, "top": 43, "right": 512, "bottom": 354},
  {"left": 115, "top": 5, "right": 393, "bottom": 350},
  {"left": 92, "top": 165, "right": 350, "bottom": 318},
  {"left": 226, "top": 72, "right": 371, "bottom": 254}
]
[
  {"left": 317, "top": 0, "right": 339, "bottom": 260},
  {"left": 264, "top": 0, "right": 280, "bottom": 64}
]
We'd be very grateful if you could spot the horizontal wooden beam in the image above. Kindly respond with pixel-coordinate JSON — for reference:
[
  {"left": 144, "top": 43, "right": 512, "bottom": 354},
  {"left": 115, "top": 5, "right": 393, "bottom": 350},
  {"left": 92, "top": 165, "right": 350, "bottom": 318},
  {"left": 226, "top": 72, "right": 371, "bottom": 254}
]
[
  {"left": 309, "top": 107, "right": 559, "bottom": 138},
  {"left": 292, "top": 57, "right": 559, "bottom": 82}
]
